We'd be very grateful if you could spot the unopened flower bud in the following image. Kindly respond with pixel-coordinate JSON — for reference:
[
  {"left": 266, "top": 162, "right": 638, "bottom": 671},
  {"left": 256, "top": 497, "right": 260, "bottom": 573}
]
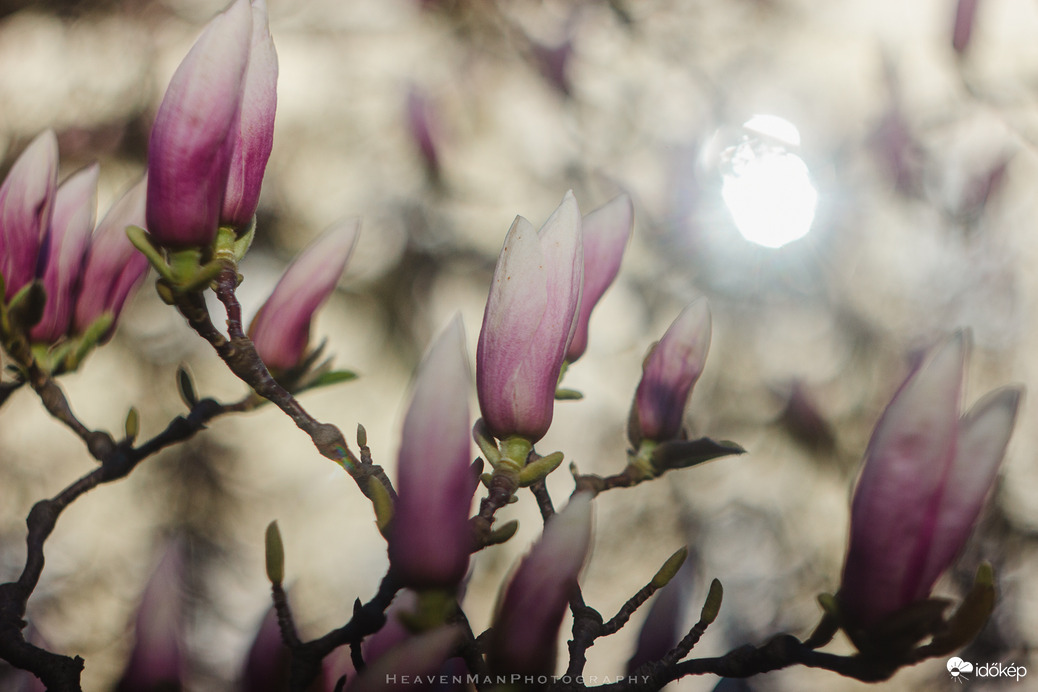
[
  {"left": 248, "top": 220, "right": 358, "bottom": 372},
  {"left": 476, "top": 192, "right": 583, "bottom": 442}
]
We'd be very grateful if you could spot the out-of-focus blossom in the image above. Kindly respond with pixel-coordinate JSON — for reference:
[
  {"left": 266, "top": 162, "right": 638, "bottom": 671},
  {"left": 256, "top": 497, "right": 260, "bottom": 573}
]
[
  {"left": 345, "top": 626, "right": 461, "bottom": 692},
  {"left": 30, "top": 165, "right": 97, "bottom": 343},
  {"left": 488, "top": 493, "right": 593, "bottom": 676},
  {"left": 240, "top": 607, "right": 290, "bottom": 692},
  {"left": 221, "top": 0, "right": 278, "bottom": 230},
  {"left": 626, "top": 553, "right": 695, "bottom": 674},
  {"left": 565, "top": 193, "right": 633, "bottom": 363},
  {"left": 248, "top": 220, "right": 359, "bottom": 372},
  {"left": 953, "top": 0, "right": 980, "bottom": 55},
  {"left": 476, "top": 192, "right": 583, "bottom": 442},
  {"left": 839, "top": 333, "right": 1021, "bottom": 630},
  {"left": 146, "top": 0, "right": 265, "bottom": 248},
  {"left": 362, "top": 590, "right": 419, "bottom": 664},
  {"left": 389, "top": 317, "right": 474, "bottom": 589},
  {"left": 0, "top": 131, "right": 58, "bottom": 301},
  {"left": 73, "top": 177, "right": 150, "bottom": 339},
  {"left": 406, "top": 86, "right": 441, "bottom": 181},
  {"left": 115, "top": 543, "right": 186, "bottom": 692},
  {"left": 628, "top": 299, "right": 711, "bottom": 445}
]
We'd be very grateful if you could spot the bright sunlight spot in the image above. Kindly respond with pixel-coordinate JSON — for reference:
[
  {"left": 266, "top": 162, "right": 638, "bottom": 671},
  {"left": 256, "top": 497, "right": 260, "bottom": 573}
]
[{"left": 719, "top": 115, "right": 818, "bottom": 248}]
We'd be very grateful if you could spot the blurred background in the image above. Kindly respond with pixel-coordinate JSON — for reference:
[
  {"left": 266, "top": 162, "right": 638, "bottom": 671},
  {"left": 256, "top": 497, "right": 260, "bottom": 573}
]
[{"left": 1, "top": 0, "right": 1037, "bottom": 689}]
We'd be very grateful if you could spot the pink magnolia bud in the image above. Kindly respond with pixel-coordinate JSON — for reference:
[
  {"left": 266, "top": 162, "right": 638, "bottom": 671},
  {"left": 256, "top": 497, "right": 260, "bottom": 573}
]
[
  {"left": 345, "top": 626, "right": 461, "bottom": 692},
  {"left": 406, "top": 85, "right": 441, "bottom": 180},
  {"left": 115, "top": 542, "right": 186, "bottom": 692},
  {"left": 30, "top": 165, "right": 98, "bottom": 344},
  {"left": 221, "top": 0, "right": 278, "bottom": 230},
  {"left": 248, "top": 219, "right": 359, "bottom": 372},
  {"left": 389, "top": 316, "right": 475, "bottom": 589},
  {"left": 629, "top": 298, "right": 711, "bottom": 444},
  {"left": 476, "top": 192, "right": 583, "bottom": 442},
  {"left": 626, "top": 554, "right": 694, "bottom": 674},
  {"left": 146, "top": 0, "right": 252, "bottom": 248},
  {"left": 73, "top": 177, "right": 150, "bottom": 338},
  {"left": 953, "top": 0, "right": 980, "bottom": 55},
  {"left": 488, "top": 492, "right": 593, "bottom": 676},
  {"left": 839, "top": 332, "right": 1021, "bottom": 629},
  {"left": 0, "top": 130, "right": 58, "bottom": 300},
  {"left": 240, "top": 607, "right": 289, "bottom": 692},
  {"left": 565, "top": 193, "right": 633, "bottom": 363}
]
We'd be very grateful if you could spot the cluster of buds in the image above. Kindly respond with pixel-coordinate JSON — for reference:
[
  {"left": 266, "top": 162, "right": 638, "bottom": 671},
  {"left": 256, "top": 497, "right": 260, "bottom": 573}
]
[
  {"left": 0, "top": 131, "right": 150, "bottom": 374},
  {"left": 1, "top": 0, "right": 1028, "bottom": 686}
]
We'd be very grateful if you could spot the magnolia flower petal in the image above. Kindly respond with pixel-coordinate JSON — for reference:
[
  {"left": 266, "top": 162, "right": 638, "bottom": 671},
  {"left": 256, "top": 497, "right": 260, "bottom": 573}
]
[
  {"left": 345, "top": 626, "right": 461, "bottom": 692},
  {"left": 31, "top": 165, "right": 98, "bottom": 343},
  {"left": 74, "top": 177, "right": 149, "bottom": 335},
  {"left": 916, "top": 386, "right": 1021, "bottom": 596},
  {"left": 567, "top": 193, "right": 633, "bottom": 362},
  {"left": 221, "top": 0, "right": 278, "bottom": 229},
  {"left": 146, "top": 0, "right": 252, "bottom": 248},
  {"left": 476, "top": 192, "right": 583, "bottom": 441},
  {"left": 632, "top": 298, "right": 711, "bottom": 443},
  {"left": 476, "top": 215, "right": 547, "bottom": 436},
  {"left": 241, "top": 607, "right": 290, "bottom": 692},
  {"left": 116, "top": 542, "right": 185, "bottom": 690},
  {"left": 489, "top": 492, "right": 593, "bottom": 675},
  {"left": 0, "top": 130, "right": 58, "bottom": 300},
  {"left": 248, "top": 219, "right": 359, "bottom": 371},
  {"left": 840, "top": 332, "right": 966, "bottom": 625},
  {"left": 389, "top": 316, "right": 474, "bottom": 588}
]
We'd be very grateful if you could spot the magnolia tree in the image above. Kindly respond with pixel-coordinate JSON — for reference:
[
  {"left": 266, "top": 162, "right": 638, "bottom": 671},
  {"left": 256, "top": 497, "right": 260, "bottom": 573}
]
[{"left": 0, "top": 1, "right": 1024, "bottom": 691}]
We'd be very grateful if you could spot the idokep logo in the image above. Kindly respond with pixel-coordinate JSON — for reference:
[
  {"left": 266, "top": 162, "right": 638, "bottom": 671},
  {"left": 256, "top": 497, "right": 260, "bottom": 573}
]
[
  {"left": 946, "top": 656, "right": 1028, "bottom": 684},
  {"left": 947, "top": 657, "right": 974, "bottom": 683}
]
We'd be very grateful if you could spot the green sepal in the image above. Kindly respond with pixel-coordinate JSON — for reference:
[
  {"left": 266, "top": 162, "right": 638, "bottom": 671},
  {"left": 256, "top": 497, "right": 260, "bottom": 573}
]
[
  {"left": 368, "top": 476, "right": 395, "bottom": 538},
  {"left": 804, "top": 594, "right": 840, "bottom": 649},
  {"left": 7, "top": 280, "right": 46, "bottom": 330},
  {"left": 472, "top": 419, "right": 501, "bottom": 466},
  {"left": 926, "top": 562, "right": 996, "bottom": 656},
  {"left": 650, "top": 437, "right": 746, "bottom": 474},
  {"left": 177, "top": 365, "right": 198, "bottom": 408},
  {"left": 399, "top": 589, "right": 455, "bottom": 633},
  {"left": 231, "top": 217, "right": 256, "bottom": 262},
  {"left": 479, "top": 472, "right": 493, "bottom": 489},
  {"left": 555, "top": 387, "right": 584, "bottom": 400},
  {"left": 700, "top": 578, "right": 723, "bottom": 625},
  {"left": 486, "top": 519, "right": 519, "bottom": 546},
  {"left": 63, "top": 312, "right": 115, "bottom": 372},
  {"left": 652, "top": 546, "right": 689, "bottom": 589},
  {"left": 127, "top": 225, "right": 175, "bottom": 281},
  {"left": 300, "top": 369, "right": 358, "bottom": 391},
  {"left": 124, "top": 407, "right": 140, "bottom": 442},
  {"left": 265, "top": 520, "right": 285, "bottom": 586},
  {"left": 847, "top": 598, "right": 952, "bottom": 657},
  {"left": 518, "top": 450, "right": 564, "bottom": 486}
]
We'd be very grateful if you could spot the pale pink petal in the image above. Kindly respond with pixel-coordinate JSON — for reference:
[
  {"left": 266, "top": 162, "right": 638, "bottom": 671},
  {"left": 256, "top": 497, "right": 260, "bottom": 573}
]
[
  {"left": 917, "top": 386, "right": 1021, "bottom": 595},
  {"left": 567, "top": 193, "right": 633, "bottom": 362},
  {"left": 840, "top": 333, "right": 966, "bottom": 626},
  {"left": 221, "top": 0, "right": 278, "bottom": 229},
  {"left": 389, "top": 316, "right": 474, "bottom": 588},
  {"left": 248, "top": 219, "right": 359, "bottom": 371},
  {"left": 31, "top": 164, "right": 97, "bottom": 343},
  {"left": 74, "top": 177, "right": 149, "bottom": 336},
  {"left": 0, "top": 131, "right": 58, "bottom": 300},
  {"left": 489, "top": 492, "right": 592, "bottom": 675}
]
